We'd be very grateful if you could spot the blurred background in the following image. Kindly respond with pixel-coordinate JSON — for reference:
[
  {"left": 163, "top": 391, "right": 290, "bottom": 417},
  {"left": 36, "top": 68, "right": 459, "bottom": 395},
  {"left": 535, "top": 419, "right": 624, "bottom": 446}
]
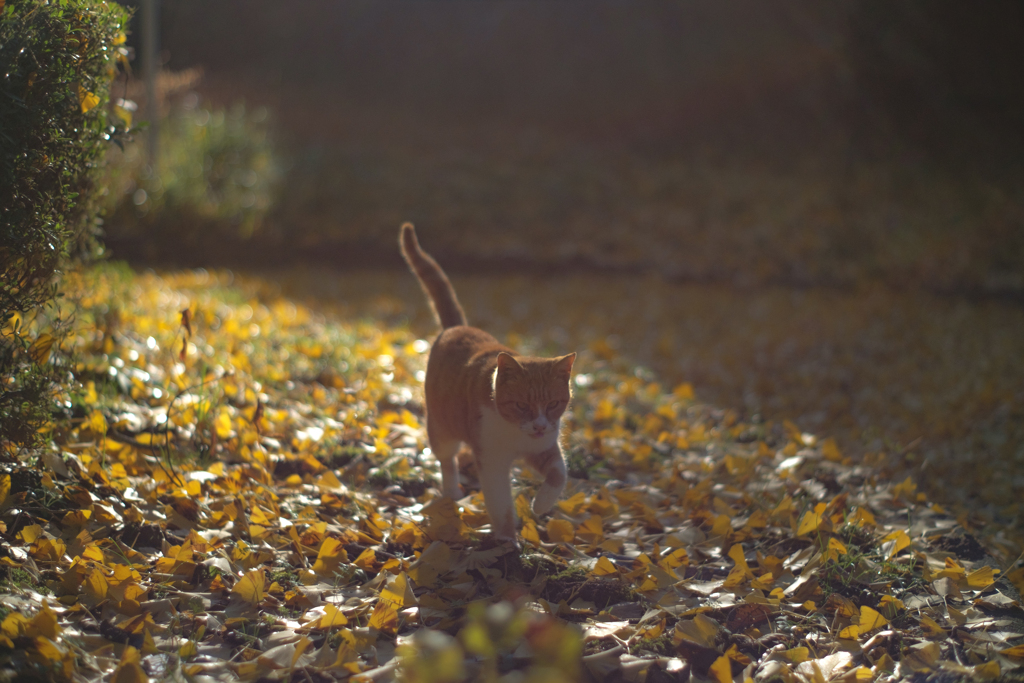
[{"left": 103, "top": 1, "right": 1024, "bottom": 507}]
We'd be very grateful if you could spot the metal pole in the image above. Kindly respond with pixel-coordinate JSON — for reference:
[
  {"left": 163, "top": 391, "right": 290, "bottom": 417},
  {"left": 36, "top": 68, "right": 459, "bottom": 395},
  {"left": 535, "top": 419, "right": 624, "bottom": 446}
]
[{"left": 141, "top": 0, "right": 159, "bottom": 168}]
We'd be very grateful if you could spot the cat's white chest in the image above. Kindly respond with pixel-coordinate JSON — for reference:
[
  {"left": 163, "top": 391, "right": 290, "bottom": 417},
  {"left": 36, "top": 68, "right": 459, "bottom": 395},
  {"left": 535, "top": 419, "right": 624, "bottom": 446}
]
[{"left": 479, "top": 406, "right": 558, "bottom": 459}]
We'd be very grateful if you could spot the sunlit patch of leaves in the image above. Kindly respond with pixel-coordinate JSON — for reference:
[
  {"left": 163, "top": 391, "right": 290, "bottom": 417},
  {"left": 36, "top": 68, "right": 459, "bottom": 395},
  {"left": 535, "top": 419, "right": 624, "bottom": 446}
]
[
  {"left": 276, "top": 269, "right": 1024, "bottom": 517},
  {"left": 0, "top": 265, "right": 1022, "bottom": 682}
]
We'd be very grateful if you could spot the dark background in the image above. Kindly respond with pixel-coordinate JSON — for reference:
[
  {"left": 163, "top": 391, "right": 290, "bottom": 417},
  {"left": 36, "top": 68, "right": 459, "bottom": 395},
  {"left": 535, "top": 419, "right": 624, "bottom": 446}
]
[
  {"left": 111, "top": 1, "right": 1024, "bottom": 298},
  {"left": 151, "top": 1, "right": 1024, "bottom": 168}
]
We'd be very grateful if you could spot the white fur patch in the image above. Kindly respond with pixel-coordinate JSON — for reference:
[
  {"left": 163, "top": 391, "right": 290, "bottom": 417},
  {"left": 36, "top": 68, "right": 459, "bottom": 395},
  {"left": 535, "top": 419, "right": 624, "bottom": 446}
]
[
  {"left": 521, "top": 407, "right": 552, "bottom": 437},
  {"left": 479, "top": 406, "right": 558, "bottom": 459}
]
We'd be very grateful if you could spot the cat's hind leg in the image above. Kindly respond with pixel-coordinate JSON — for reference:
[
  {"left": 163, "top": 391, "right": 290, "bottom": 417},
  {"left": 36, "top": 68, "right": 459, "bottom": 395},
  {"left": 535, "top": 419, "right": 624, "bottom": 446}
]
[
  {"left": 526, "top": 445, "right": 567, "bottom": 515},
  {"left": 477, "top": 449, "right": 517, "bottom": 540},
  {"left": 430, "top": 439, "right": 462, "bottom": 500}
]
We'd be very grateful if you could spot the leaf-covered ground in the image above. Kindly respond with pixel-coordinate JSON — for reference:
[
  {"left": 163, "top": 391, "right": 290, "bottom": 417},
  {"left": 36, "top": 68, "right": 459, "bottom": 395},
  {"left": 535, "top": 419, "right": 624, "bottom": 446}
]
[
  {"left": 272, "top": 268, "right": 1024, "bottom": 514},
  {"left": 2, "top": 266, "right": 1023, "bottom": 682}
]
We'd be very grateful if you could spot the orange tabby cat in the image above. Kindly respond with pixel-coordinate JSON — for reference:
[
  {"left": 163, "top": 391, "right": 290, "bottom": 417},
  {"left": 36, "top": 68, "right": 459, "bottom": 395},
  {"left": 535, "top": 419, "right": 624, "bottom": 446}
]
[{"left": 400, "top": 223, "right": 575, "bottom": 541}]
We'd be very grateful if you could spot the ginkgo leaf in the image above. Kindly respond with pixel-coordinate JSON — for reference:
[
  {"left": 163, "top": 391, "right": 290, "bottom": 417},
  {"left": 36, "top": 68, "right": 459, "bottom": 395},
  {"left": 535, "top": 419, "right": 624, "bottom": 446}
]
[
  {"left": 78, "top": 86, "right": 100, "bottom": 113},
  {"left": 1006, "top": 567, "right": 1024, "bottom": 594},
  {"left": 797, "top": 503, "right": 829, "bottom": 536},
  {"left": 233, "top": 569, "right": 267, "bottom": 605},
  {"left": 843, "top": 507, "right": 876, "bottom": 528},
  {"left": 838, "top": 624, "right": 860, "bottom": 639},
  {"left": 687, "top": 508, "right": 716, "bottom": 535},
  {"left": 249, "top": 506, "right": 274, "bottom": 526},
  {"left": 821, "top": 438, "right": 843, "bottom": 462},
  {"left": 318, "top": 603, "right": 349, "bottom": 629},
  {"left": 27, "top": 603, "right": 61, "bottom": 640},
  {"left": 661, "top": 547, "right": 688, "bottom": 569},
  {"left": 673, "top": 383, "right": 695, "bottom": 400},
  {"left": 920, "top": 615, "right": 946, "bottom": 636},
  {"left": 795, "top": 652, "right": 854, "bottom": 683},
  {"left": 966, "top": 566, "right": 995, "bottom": 589},
  {"left": 824, "top": 537, "right": 847, "bottom": 562},
  {"left": 546, "top": 519, "right": 575, "bottom": 543},
  {"left": 880, "top": 529, "right": 911, "bottom": 559},
  {"left": 422, "top": 497, "right": 469, "bottom": 542},
  {"left": 1, "top": 613, "right": 28, "bottom": 638},
  {"left": 840, "top": 606, "right": 888, "bottom": 639},
  {"left": 312, "top": 537, "right": 347, "bottom": 577},
  {"left": 520, "top": 519, "right": 541, "bottom": 546},
  {"left": 353, "top": 547, "right": 378, "bottom": 571},
  {"left": 34, "top": 637, "right": 71, "bottom": 678},
  {"left": 368, "top": 601, "right": 398, "bottom": 635},
  {"left": 593, "top": 556, "right": 619, "bottom": 576},
  {"left": 111, "top": 646, "right": 147, "bottom": 683},
  {"left": 973, "top": 661, "right": 1001, "bottom": 679},
  {"left": 215, "top": 408, "right": 233, "bottom": 439},
  {"left": 18, "top": 524, "right": 43, "bottom": 544},
  {"left": 576, "top": 514, "right": 604, "bottom": 544},
  {"left": 29, "top": 333, "right": 55, "bottom": 364},
  {"left": 316, "top": 470, "right": 344, "bottom": 492},
  {"left": 727, "top": 544, "right": 754, "bottom": 576},
  {"left": 751, "top": 572, "right": 775, "bottom": 590},
  {"left": 1000, "top": 644, "right": 1024, "bottom": 660},
  {"left": 892, "top": 477, "right": 917, "bottom": 500},
  {"left": 380, "top": 572, "right": 417, "bottom": 610},
  {"left": 824, "top": 593, "right": 858, "bottom": 619},
  {"left": 675, "top": 614, "right": 720, "bottom": 649},
  {"left": 901, "top": 642, "right": 942, "bottom": 672},
  {"left": 557, "top": 492, "right": 587, "bottom": 516},
  {"left": 878, "top": 595, "right": 904, "bottom": 619},
  {"left": 772, "top": 496, "right": 794, "bottom": 517},
  {"left": 87, "top": 409, "right": 108, "bottom": 435},
  {"left": 709, "top": 655, "right": 733, "bottom": 683},
  {"left": 113, "top": 103, "right": 133, "bottom": 127},
  {"left": 82, "top": 567, "right": 109, "bottom": 604}
]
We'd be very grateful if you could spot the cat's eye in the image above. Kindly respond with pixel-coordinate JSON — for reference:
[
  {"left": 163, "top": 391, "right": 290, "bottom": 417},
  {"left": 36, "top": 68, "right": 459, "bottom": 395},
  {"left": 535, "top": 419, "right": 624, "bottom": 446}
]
[
  {"left": 547, "top": 400, "right": 561, "bottom": 410},
  {"left": 516, "top": 402, "right": 530, "bottom": 412}
]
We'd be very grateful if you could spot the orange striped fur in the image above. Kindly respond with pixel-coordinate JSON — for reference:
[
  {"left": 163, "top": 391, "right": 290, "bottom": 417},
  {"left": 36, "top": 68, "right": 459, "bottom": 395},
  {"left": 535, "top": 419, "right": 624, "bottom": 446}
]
[{"left": 400, "top": 224, "right": 576, "bottom": 541}]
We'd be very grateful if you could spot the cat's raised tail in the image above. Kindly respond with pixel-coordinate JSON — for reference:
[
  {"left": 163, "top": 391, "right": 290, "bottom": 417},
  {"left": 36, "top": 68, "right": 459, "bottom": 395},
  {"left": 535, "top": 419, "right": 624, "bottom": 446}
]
[{"left": 399, "top": 223, "right": 468, "bottom": 329}]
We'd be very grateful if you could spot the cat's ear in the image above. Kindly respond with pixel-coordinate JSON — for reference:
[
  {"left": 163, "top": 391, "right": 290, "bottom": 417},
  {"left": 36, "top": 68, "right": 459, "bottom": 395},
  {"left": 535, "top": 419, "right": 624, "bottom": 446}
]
[
  {"left": 496, "top": 352, "right": 524, "bottom": 375},
  {"left": 553, "top": 352, "right": 576, "bottom": 381}
]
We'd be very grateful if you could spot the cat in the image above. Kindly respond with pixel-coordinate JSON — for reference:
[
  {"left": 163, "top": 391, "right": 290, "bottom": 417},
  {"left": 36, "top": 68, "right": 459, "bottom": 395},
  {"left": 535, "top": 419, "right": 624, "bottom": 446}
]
[{"left": 399, "top": 223, "right": 576, "bottom": 542}]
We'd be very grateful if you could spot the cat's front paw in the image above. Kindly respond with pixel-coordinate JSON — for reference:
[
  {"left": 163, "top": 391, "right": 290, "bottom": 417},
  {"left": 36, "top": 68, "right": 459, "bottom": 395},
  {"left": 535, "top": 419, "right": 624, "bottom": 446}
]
[
  {"left": 531, "top": 487, "right": 561, "bottom": 516},
  {"left": 480, "top": 534, "right": 521, "bottom": 553},
  {"left": 488, "top": 506, "right": 519, "bottom": 543}
]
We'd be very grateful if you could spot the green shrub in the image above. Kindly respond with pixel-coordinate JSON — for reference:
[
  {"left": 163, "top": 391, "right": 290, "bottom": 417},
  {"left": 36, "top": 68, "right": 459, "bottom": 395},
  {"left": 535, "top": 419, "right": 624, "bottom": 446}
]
[
  {"left": 102, "top": 94, "right": 279, "bottom": 249},
  {"left": 0, "top": 0, "right": 130, "bottom": 450}
]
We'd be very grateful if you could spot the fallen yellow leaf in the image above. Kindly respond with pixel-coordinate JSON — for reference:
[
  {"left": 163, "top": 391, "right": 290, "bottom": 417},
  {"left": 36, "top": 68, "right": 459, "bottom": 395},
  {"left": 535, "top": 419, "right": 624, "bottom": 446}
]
[
  {"left": 797, "top": 503, "right": 830, "bottom": 536},
  {"left": 709, "top": 655, "right": 733, "bottom": 683},
  {"left": 368, "top": 600, "right": 398, "bottom": 634},
  {"left": 380, "top": 572, "right": 417, "bottom": 610},
  {"left": 318, "top": 603, "right": 349, "bottom": 629},
  {"left": 546, "top": 518, "right": 575, "bottom": 543},
  {"left": 232, "top": 569, "right": 267, "bottom": 606}
]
